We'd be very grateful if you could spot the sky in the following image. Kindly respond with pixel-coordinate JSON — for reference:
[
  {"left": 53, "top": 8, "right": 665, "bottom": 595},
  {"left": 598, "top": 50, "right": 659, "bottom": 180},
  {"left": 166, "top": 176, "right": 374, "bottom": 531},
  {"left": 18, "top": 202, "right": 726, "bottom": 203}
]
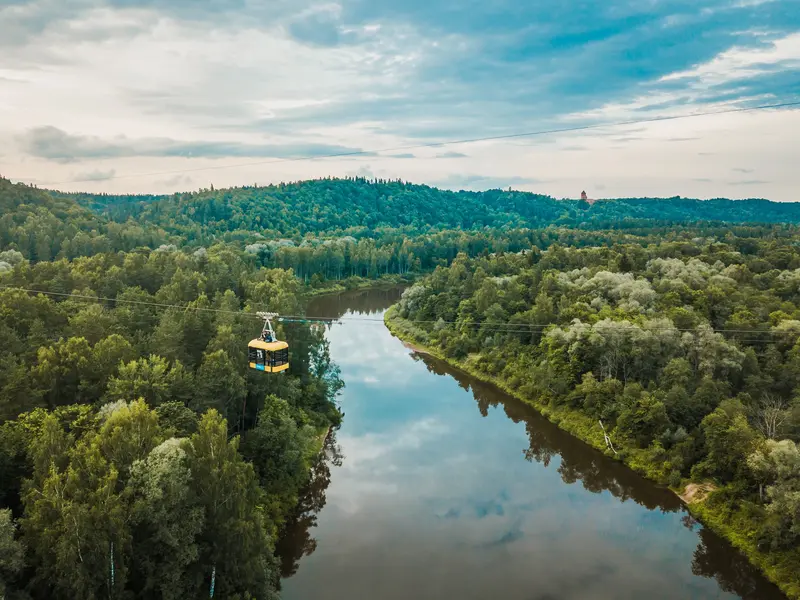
[{"left": 1, "top": 0, "right": 799, "bottom": 200}]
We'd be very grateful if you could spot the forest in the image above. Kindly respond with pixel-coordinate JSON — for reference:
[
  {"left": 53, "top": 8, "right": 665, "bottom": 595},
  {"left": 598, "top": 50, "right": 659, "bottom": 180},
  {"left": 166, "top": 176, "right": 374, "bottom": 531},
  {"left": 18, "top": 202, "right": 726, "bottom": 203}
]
[
  {"left": 12, "top": 176, "right": 800, "bottom": 285},
  {"left": 58, "top": 178, "right": 800, "bottom": 242},
  {"left": 0, "top": 180, "right": 345, "bottom": 599},
  {"left": 4, "top": 172, "right": 800, "bottom": 597},
  {"left": 387, "top": 233, "right": 800, "bottom": 597}
]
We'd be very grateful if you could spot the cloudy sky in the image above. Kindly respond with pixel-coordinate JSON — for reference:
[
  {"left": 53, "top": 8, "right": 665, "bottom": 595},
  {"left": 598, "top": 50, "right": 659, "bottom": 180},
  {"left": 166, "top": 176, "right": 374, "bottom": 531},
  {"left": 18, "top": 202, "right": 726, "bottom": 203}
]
[{"left": 1, "top": 0, "right": 799, "bottom": 199}]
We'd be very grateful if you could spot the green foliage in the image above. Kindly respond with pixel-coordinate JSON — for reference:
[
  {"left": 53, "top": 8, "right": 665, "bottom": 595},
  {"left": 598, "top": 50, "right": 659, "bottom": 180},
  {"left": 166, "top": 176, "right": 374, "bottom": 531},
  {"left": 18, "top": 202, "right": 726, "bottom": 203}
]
[
  {"left": 691, "top": 492, "right": 800, "bottom": 600},
  {"left": 0, "top": 178, "right": 168, "bottom": 261},
  {"left": 62, "top": 178, "right": 800, "bottom": 242},
  {"left": 616, "top": 393, "right": 670, "bottom": 448},
  {"left": 192, "top": 350, "right": 247, "bottom": 426},
  {"left": 105, "top": 355, "right": 185, "bottom": 407},
  {"left": 695, "top": 400, "right": 759, "bottom": 482},
  {"left": 748, "top": 440, "right": 800, "bottom": 549},
  {"left": 241, "top": 396, "right": 315, "bottom": 528},
  {"left": 97, "top": 399, "right": 163, "bottom": 482},
  {"left": 0, "top": 205, "right": 344, "bottom": 598},
  {"left": 31, "top": 337, "right": 93, "bottom": 409},
  {"left": 0, "top": 509, "right": 24, "bottom": 599},
  {"left": 7, "top": 401, "right": 296, "bottom": 600},
  {"left": 186, "top": 410, "right": 277, "bottom": 599},
  {"left": 129, "top": 438, "right": 203, "bottom": 599},
  {"left": 22, "top": 423, "right": 129, "bottom": 599},
  {"left": 155, "top": 401, "right": 199, "bottom": 437}
]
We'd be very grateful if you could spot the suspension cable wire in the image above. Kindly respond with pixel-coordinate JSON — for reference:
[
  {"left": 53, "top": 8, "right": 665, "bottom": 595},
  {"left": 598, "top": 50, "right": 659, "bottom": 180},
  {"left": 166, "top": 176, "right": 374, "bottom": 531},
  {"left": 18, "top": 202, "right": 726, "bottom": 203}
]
[
  {"left": 1, "top": 284, "right": 798, "bottom": 338},
  {"left": 0, "top": 283, "right": 328, "bottom": 323},
  {"left": 0, "top": 285, "right": 261, "bottom": 317},
  {"left": 36, "top": 100, "right": 800, "bottom": 187}
]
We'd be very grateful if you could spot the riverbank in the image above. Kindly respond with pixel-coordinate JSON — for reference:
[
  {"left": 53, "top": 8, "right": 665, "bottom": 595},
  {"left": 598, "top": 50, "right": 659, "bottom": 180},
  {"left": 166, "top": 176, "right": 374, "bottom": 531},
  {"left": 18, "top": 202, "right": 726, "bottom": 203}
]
[
  {"left": 303, "top": 273, "right": 417, "bottom": 298},
  {"left": 384, "top": 306, "right": 799, "bottom": 600},
  {"left": 309, "top": 425, "right": 332, "bottom": 457}
]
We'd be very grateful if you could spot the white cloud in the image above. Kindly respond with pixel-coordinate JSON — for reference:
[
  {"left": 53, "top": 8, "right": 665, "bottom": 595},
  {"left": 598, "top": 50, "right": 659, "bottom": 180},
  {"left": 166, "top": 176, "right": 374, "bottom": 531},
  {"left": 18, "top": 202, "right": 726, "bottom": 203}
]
[
  {"left": 340, "top": 417, "right": 449, "bottom": 468},
  {"left": 569, "top": 32, "right": 800, "bottom": 125},
  {"left": 659, "top": 32, "right": 800, "bottom": 85}
]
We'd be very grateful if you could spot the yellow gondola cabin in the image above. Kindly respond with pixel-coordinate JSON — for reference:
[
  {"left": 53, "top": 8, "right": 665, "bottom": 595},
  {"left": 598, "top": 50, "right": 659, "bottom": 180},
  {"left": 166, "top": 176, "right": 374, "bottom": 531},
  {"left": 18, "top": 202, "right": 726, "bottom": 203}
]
[
  {"left": 248, "top": 339, "right": 289, "bottom": 373},
  {"left": 249, "top": 312, "right": 289, "bottom": 373}
]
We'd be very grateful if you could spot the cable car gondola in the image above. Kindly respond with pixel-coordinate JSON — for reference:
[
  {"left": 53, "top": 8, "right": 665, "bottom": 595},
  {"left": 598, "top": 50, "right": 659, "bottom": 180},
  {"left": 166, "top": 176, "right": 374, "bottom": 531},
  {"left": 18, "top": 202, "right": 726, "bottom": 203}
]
[{"left": 248, "top": 312, "right": 289, "bottom": 373}]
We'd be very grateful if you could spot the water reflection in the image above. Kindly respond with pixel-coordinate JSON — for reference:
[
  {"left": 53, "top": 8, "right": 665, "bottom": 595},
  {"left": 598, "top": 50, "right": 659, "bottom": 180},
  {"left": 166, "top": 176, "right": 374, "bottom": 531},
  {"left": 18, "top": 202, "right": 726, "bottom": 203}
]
[
  {"left": 689, "top": 519, "right": 784, "bottom": 600},
  {"left": 277, "top": 287, "right": 786, "bottom": 600},
  {"left": 414, "top": 353, "right": 683, "bottom": 513},
  {"left": 276, "top": 431, "right": 343, "bottom": 583},
  {"left": 306, "top": 286, "right": 406, "bottom": 320},
  {"left": 413, "top": 346, "right": 785, "bottom": 600}
]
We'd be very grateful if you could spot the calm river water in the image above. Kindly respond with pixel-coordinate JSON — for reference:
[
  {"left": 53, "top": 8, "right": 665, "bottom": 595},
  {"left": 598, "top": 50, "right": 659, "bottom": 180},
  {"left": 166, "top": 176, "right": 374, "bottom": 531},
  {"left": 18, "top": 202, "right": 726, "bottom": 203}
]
[{"left": 277, "top": 287, "right": 785, "bottom": 600}]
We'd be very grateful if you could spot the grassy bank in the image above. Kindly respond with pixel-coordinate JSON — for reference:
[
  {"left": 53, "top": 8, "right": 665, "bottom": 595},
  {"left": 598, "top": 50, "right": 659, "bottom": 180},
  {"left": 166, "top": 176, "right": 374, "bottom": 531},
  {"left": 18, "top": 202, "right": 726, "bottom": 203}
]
[
  {"left": 308, "top": 425, "right": 332, "bottom": 458},
  {"left": 385, "top": 306, "right": 800, "bottom": 600},
  {"left": 690, "top": 497, "right": 800, "bottom": 599}
]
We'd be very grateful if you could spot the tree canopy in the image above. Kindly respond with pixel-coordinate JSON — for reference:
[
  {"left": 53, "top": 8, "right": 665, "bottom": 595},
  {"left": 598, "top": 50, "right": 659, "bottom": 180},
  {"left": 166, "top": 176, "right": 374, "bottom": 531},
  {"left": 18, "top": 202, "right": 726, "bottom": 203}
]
[{"left": 0, "top": 221, "right": 343, "bottom": 598}]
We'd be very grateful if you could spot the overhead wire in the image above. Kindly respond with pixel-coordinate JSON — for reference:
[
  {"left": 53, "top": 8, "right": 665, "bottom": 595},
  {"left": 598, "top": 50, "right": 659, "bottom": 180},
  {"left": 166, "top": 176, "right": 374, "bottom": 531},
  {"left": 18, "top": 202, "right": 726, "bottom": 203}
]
[
  {"left": 36, "top": 100, "right": 800, "bottom": 186},
  {"left": 0, "top": 285, "right": 262, "bottom": 318},
  {"left": 0, "top": 284, "right": 796, "bottom": 339}
]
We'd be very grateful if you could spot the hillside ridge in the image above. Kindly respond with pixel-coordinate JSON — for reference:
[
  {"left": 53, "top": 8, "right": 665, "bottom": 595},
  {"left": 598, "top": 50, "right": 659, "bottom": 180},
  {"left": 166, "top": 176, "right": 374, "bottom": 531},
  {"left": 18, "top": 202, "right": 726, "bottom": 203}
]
[{"left": 40, "top": 177, "right": 800, "bottom": 238}]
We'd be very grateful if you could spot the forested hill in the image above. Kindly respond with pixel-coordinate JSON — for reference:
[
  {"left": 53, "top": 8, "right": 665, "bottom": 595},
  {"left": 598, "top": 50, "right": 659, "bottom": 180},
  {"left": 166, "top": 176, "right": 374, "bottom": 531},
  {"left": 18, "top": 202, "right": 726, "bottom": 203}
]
[
  {"left": 0, "top": 178, "right": 169, "bottom": 261},
  {"left": 55, "top": 177, "right": 800, "bottom": 240}
]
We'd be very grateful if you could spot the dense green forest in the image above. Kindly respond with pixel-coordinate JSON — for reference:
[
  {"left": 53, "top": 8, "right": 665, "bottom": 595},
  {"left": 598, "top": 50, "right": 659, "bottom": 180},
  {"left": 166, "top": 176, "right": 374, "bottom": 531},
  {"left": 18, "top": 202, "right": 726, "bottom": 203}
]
[
  {"left": 11, "top": 176, "right": 800, "bottom": 287},
  {"left": 0, "top": 179, "right": 171, "bottom": 262},
  {"left": 0, "top": 240, "right": 343, "bottom": 598},
  {"left": 58, "top": 178, "right": 800, "bottom": 242},
  {"left": 387, "top": 235, "right": 800, "bottom": 598}
]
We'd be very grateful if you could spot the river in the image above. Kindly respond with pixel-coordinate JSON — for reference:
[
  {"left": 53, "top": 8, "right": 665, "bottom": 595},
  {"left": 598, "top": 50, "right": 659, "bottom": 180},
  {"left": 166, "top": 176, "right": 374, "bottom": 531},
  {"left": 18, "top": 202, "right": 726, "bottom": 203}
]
[{"left": 276, "top": 287, "right": 786, "bottom": 600}]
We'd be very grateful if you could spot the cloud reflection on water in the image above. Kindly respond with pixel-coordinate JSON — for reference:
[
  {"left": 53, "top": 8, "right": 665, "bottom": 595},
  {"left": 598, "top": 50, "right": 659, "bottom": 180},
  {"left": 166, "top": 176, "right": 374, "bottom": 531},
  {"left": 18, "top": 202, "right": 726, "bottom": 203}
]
[{"left": 280, "top": 289, "right": 786, "bottom": 600}]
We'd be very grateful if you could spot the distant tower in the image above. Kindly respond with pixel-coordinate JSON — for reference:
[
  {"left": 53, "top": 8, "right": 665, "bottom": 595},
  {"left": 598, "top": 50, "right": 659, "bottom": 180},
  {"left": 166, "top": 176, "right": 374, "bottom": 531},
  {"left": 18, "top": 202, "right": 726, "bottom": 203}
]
[{"left": 580, "top": 190, "right": 597, "bottom": 207}]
